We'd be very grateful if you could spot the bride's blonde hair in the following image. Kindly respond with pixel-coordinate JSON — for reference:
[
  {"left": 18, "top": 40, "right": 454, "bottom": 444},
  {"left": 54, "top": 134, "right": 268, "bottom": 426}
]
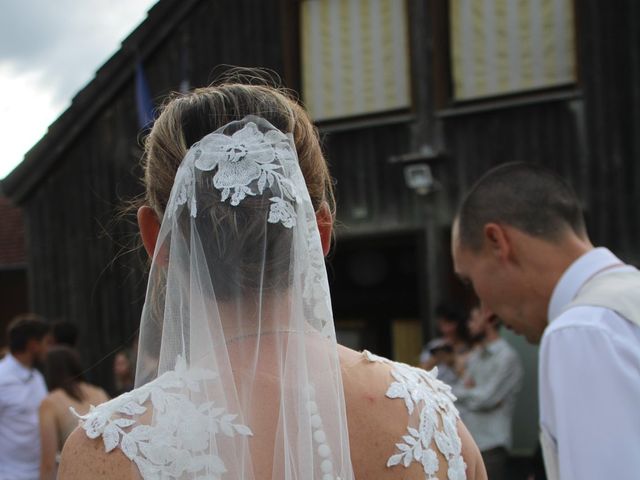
[
  {"left": 140, "top": 72, "right": 334, "bottom": 298},
  {"left": 142, "top": 76, "right": 334, "bottom": 220}
]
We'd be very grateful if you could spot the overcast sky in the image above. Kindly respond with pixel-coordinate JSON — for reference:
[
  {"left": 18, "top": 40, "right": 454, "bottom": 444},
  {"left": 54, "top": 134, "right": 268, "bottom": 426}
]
[{"left": 0, "top": 0, "right": 158, "bottom": 180}]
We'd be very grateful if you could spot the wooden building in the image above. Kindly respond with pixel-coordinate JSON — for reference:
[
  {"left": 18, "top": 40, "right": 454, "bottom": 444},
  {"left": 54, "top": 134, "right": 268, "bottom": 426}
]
[
  {"left": 0, "top": 194, "right": 29, "bottom": 351},
  {"left": 3, "top": 0, "right": 639, "bottom": 455}
]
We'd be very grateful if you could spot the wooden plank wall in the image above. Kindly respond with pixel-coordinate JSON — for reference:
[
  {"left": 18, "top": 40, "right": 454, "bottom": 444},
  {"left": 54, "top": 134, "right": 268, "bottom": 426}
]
[
  {"left": 24, "top": 86, "right": 145, "bottom": 386},
  {"left": 440, "top": 0, "right": 640, "bottom": 264},
  {"left": 579, "top": 0, "right": 640, "bottom": 261},
  {"left": 324, "top": 124, "right": 415, "bottom": 232}
]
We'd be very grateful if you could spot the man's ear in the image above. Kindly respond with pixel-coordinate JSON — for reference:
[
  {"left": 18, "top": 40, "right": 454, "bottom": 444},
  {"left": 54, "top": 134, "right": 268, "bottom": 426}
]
[
  {"left": 483, "top": 223, "right": 511, "bottom": 261},
  {"left": 315, "top": 202, "right": 334, "bottom": 256},
  {"left": 137, "top": 206, "right": 161, "bottom": 259}
]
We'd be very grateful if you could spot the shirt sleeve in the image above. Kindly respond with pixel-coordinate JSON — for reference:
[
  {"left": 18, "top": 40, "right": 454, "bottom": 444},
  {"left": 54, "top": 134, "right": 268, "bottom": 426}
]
[
  {"left": 419, "top": 349, "right": 431, "bottom": 365},
  {"left": 0, "top": 385, "right": 6, "bottom": 416},
  {"left": 0, "top": 375, "right": 12, "bottom": 415},
  {"left": 540, "top": 325, "right": 640, "bottom": 480},
  {"left": 452, "top": 348, "right": 523, "bottom": 411}
]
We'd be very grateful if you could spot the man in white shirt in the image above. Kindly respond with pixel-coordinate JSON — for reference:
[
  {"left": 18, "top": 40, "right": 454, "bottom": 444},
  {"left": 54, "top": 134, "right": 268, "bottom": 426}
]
[
  {"left": 0, "top": 314, "right": 51, "bottom": 480},
  {"left": 453, "top": 306, "right": 523, "bottom": 480},
  {"left": 451, "top": 162, "right": 640, "bottom": 480}
]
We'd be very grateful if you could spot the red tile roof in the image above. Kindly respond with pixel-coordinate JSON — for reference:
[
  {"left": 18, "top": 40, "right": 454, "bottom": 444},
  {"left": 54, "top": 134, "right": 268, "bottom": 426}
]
[{"left": 0, "top": 195, "right": 26, "bottom": 267}]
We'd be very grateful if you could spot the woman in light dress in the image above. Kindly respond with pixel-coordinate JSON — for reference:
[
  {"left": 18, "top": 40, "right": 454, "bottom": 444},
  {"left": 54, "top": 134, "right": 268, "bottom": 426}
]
[
  {"left": 39, "top": 345, "right": 109, "bottom": 479},
  {"left": 59, "top": 78, "right": 486, "bottom": 480}
]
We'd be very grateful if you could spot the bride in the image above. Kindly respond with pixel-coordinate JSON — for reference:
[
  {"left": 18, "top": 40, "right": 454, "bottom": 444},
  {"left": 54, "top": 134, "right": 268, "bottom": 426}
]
[{"left": 59, "top": 78, "right": 486, "bottom": 480}]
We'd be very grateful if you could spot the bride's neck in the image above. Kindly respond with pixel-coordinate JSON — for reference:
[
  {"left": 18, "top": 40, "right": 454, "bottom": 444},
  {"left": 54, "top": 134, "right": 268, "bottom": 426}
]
[{"left": 217, "top": 290, "right": 298, "bottom": 339}]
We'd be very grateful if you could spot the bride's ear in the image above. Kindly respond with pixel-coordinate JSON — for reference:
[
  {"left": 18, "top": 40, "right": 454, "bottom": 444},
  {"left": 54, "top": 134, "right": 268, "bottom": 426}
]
[
  {"left": 316, "top": 202, "right": 333, "bottom": 257},
  {"left": 137, "top": 206, "right": 161, "bottom": 259}
]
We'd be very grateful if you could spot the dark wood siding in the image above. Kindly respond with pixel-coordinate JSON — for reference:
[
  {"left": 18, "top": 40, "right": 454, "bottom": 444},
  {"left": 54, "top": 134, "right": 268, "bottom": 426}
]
[
  {"left": 24, "top": 85, "right": 144, "bottom": 385},
  {"left": 579, "top": 0, "right": 640, "bottom": 260},
  {"left": 325, "top": 123, "right": 415, "bottom": 230},
  {"left": 437, "top": 0, "right": 640, "bottom": 264}
]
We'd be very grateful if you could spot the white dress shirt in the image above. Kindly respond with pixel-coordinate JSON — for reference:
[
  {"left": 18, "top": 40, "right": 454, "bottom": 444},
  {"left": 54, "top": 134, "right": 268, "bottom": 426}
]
[
  {"left": 540, "top": 247, "right": 640, "bottom": 480},
  {"left": 0, "top": 354, "right": 48, "bottom": 480},
  {"left": 452, "top": 337, "right": 523, "bottom": 451}
]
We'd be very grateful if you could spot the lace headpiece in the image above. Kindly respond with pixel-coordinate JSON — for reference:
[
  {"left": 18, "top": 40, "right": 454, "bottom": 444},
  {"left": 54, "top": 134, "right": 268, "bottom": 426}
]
[{"left": 169, "top": 117, "right": 299, "bottom": 227}]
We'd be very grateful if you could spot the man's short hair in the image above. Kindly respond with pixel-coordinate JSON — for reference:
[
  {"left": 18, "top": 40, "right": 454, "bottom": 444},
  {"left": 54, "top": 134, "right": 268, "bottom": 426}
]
[
  {"left": 52, "top": 321, "right": 78, "bottom": 347},
  {"left": 7, "top": 314, "right": 49, "bottom": 353},
  {"left": 456, "top": 162, "right": 586, "bottom": 251}
]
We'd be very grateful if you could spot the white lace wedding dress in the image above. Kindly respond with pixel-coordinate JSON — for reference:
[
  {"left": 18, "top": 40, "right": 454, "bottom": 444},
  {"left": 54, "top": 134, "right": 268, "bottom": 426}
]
[{"left": 74, "top": 350, "right": 466, "bottom": 480}]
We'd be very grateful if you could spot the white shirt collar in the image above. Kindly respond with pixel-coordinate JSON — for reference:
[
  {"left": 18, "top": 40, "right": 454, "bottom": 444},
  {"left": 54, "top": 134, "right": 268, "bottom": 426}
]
[
  {"left": 4, "top": 353, "right": 35, "bottom": 382},
  {"left": 484, "top": 337, "right": 506, "bottom": 355},
  {"left": 548, "top": 247, "right": 625, "bottom": 322}
]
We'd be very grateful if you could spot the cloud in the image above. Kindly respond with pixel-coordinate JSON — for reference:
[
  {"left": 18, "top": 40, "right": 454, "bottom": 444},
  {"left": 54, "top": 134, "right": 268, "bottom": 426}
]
[
  {"left": 0, "top": 1, "right": 61, "bottom": 64},
  {"left": 1, "top": 0, "right": 156, "bottom": 104},
  {"left": 0, "top": 0, "right": 157, "bottom": 179},
  {"left": 0, "top": 67, "right": 60, "bottom": 179}
]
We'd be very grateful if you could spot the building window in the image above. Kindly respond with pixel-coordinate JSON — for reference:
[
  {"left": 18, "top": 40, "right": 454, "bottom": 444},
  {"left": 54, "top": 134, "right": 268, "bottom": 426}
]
[
  {"left": 300, "top": 0, "right": 411, "bottom": 122},
  {"left": 448, "top": 0, "right": 577, "bottom": 101}
]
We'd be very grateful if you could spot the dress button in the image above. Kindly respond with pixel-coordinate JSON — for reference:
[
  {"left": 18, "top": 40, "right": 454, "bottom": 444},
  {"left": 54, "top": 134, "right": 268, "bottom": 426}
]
[
  {"left": 313, "top": 429, "right": 327, "bottom": 444},
  {"left": 318, "top": 443, "right": 331, "bottom": 457},
  {"left": 320, "top": 459, "right": 333, "bottom": 474},
  {"left": 310, "top": 414, "right": 322, "bottom": 428}
]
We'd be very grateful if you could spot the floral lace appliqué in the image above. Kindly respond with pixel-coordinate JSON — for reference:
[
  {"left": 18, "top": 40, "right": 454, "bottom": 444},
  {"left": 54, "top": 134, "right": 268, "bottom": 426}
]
[
  {"left": 169, "top": 120, "right": 298, "bottom": 228},
  {"left": 73, "top": 356, "right": 252, "bottom": 479},
  {"left": 363, "top": 351, "right": 466, "bottom": 480}
]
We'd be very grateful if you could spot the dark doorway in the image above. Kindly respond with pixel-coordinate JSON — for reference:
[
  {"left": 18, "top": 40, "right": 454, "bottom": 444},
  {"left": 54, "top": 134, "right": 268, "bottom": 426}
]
[{"left": 327, "top": 232, "right": 423, "bottom": 361}]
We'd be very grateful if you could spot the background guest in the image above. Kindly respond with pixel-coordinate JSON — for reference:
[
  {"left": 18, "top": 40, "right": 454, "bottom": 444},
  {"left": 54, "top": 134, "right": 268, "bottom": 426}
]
[
  {"left": 39, "top": 345, "right": 108, "bottom": 480},
  {"left": 419, "top": 303, "right": 470, "bottom": 384},
  {"left": 420, "top": 337, "right": 457, "bottom": 384},
  {"left": 452, "top": 305, "right": 523, "bottom": 480},
  {"left": 0, "top": 314, "right": 51, "bottom": 480}
]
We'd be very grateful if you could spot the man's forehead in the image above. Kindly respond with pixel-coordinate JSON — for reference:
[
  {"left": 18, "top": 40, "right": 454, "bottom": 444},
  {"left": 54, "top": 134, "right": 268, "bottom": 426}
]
[
  {"left": 451, "top": 217, "right": 460, "bottom": 241},
  {"left": 452, "top": 250, "right": 464, "bottom": 275},
  {"left": 451, "top": 248, "right": 465, "bottom": 279},
  {"left": 451, "top": 220, "right": 464, "bottom": 254},
  {"left": 451, "top": 219, "right": 462, "bottom": 255},
  {"left": 452, "top": 236, "right": 478, "bottom": 278}
]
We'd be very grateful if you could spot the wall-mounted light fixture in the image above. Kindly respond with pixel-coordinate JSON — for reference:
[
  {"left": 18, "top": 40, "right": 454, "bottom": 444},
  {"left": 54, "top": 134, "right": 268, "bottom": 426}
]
[
  {"left": 404, "top": 163, "right": 435, "bottom": 195},
  {"left": 389, "top": 144, "right": 445, "bottom": 195}
]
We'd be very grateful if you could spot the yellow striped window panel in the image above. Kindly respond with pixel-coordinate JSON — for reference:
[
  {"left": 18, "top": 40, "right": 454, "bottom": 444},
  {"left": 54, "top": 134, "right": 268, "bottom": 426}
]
[
  {"left": 300, "top": 0, "right": 411, "bottom": 121},
  {"left": 450, "top": 0, "right": 577, "bottom": 101}
]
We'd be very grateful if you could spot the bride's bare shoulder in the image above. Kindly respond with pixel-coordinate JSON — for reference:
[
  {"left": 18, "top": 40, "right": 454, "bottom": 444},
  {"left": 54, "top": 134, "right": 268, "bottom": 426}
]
[
  {"left": 59, "top": 427, "right": 135, "bottom": 480},
  {"left": 338, "top": 345, "right": 486, "bottom": 480}
]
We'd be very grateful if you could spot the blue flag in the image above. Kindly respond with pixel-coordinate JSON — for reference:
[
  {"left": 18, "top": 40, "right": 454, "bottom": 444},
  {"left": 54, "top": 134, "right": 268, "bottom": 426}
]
[{"left": 135, "top": 62, "right": 154, "bottom": 129}]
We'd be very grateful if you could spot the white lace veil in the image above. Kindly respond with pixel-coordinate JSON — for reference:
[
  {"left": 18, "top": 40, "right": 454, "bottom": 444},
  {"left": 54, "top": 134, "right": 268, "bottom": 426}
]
[{"left": 131, "top": 115, "right": 354, "bottom": 479}]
